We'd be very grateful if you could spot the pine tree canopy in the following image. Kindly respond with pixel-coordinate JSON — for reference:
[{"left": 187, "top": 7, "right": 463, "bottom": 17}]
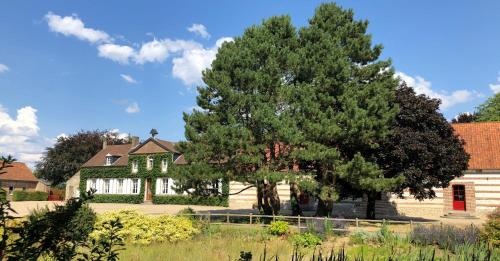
[{"left": 179, "top": 3, "right": 403, "bottom": 216}]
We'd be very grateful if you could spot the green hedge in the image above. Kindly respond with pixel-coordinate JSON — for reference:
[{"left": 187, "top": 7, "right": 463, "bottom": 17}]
[
  {"left": 12, "top": 191, "right": 48, "bottom": 201},
  {"left": 89, "top": 194, "right": 143, "bottom": 204},
  {"left": 153, "top": 195, "right": 228, "bottom": 207}
]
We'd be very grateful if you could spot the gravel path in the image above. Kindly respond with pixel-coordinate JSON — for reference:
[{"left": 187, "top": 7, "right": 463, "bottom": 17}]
[{"left": 9, "top": 201, "right": 487, "bottom": 226}]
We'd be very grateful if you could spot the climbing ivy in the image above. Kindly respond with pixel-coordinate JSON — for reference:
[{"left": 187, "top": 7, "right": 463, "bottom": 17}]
[{"left": 79, "top": 152, "right": 228, "bottom": 206}]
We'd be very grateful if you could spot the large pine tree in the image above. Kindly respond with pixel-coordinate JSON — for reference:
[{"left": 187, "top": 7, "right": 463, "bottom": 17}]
[
  {"left": 179, "top": 16, "right": 301, "bottom": 215},
  {"left": 290, "top": 4, "right": 402, "bottom": 217},
  {"left": 180, "top": 3, "right": 402, "bottom": 217}
]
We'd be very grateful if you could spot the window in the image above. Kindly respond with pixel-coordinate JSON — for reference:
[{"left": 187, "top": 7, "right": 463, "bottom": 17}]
[
  {"left": 88, "top": 179, "right": 96, "bottom": 192},
  {"left": 104, "top": 179, "right": 110, "bottom": 194},
  {"left": 106, "top": 156, "right": 112, "bottom": 166},
  {"left": 117, "top": 179, "right": 123, "bottom": 194},
  {"left": 162, "top": 178, "right": 169, "bottom": 194},
  {"left": 132, "top": 160, "right": 138, "bottom": 173},
  {"left": 22, "top": 187, "right": 26, "bottom": 191},
  {"left": 8, "top": 186, "right": 13, "bottom": 195},
  {"left": 161, "top": 159, "right": 168, "bottom": 173},
  {"left": 147, "top": 156, "right": 154, "bottom": 170},
  {"left": 132, "top": 179, "right": 139, "bottom": 194}
]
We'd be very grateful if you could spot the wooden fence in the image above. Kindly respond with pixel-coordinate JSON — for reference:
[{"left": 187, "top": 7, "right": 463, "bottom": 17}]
[{"left": 178, "top": 212, "right": 438, "bottom": 234}]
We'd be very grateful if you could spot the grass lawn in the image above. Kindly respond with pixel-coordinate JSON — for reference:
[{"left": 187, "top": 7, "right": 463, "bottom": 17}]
[{"left": 118, "top": 224, "right": 498, "bottom": 261}]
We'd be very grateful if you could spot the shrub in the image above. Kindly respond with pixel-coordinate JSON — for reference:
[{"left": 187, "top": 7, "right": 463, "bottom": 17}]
[
  {"left": 267, "top": 220, "right": 290, "bottom": 236},
  {"left": 177, "top": 207, "right": 196, "bottom": 216},
  {"left": 411, "top": 224, "right": 480, "bottom": 249},
  {"left": 90, "top": 210, "right": 199, "bottom": 245},
  {"left": 291, "top": 232, "right": 322, "bottom": 248},
  {"left": 89, "top": 194, "right": 143, "bottom": 204},
  {"left": 69, "top": 205, "right": 97, "bottom": 242},
  {"left": 349, "top": 230, "right": 373, "bottom": 244},
  {"left": 482, "top": 207, "right": 500, "bottom": 247},
  {"left": 12, "top": 191, "right": 48, "bottom": 201},
  {"left": 153, "top": 195, "right": 228, "bottom": 206}
]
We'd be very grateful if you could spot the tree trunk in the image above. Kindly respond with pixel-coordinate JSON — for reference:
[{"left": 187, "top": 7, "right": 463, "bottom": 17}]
[
  {"left": 365, "top": 192, "right": 377, "bottom": 219},
  {"left": 290, "top": 182, "right": 302, "bottom": 216},
  {"left": 257, "top": 180, "right": 280, "bottom": 215},
  {"left": 315, "top": 197, "right": 333, "bottom": 217}
]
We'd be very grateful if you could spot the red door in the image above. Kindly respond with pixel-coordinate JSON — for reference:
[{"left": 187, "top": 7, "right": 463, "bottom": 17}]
[{"left": 452, "top": 185, "right": 466, "bottom": 211}]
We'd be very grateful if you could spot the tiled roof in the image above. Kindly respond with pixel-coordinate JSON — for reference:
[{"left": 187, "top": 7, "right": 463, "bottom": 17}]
[
  {"left": 81, "top": 144, "right": 133, "bottom": 167},
  {"left": 0, "top": 162, "right": 39, "bottom": 182},
  {"left": 452, "top": 122, "right": 500, "bottom": 170},
  {"left": 81, "top": 138, "right": 183, "bottom": 168}
]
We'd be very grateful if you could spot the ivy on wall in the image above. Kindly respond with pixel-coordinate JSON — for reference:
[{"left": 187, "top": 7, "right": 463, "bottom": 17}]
[{"left": 79, "top": 152, "right": 229, "bottom": 206}]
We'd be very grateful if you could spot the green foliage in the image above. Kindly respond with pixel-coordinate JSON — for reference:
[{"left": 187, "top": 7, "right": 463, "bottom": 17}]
[
  {"left": 153, "top": 195, "right": 228, "bottom": 206},
  {"left": 349, "top": 224, "right": 400, "bottom": 245},
  {"left": 176, "top": 207, "right": 196, "bottom": 216},
  {"left": 35, "top": 130, "right": 128, "bottom": 185},
  {"left": 80, "top": 166, "right": 144, "bottom": 204},
  {"left": 476, "top": 93, "right": 500, "bottom": 122},
  {"left": 12, "top": 191, "right": 48, "bottom": 201},
  {"left": 482, "top": 207, "right": 500, "bottom": 247},
  {"left": 91, "top": 194, "right": 144, "bottom": 204},
  {"left": 267, "top": 221, "right": 290, "bottom": 236},
  {"left": 180, "top": 2, "right": 400, "bottom": 217},
  {"left": 79, "top": 217, "right": 125, "bottom": 261},
  {"left": 7, "top": 191, "right": 96, "bottom": 260},
  {"left": 90, "top": 210, "right": 199, "bottom": 245},
  {"left": 349, "top": 230, "right": 372, "bottom": 244},
  {"left": 290, "top": 232, "right": 322, "bottom": 248}
]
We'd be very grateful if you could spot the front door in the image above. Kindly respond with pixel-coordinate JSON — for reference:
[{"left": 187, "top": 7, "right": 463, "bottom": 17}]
[
  {"left": 146, "top": 178, "right": 153, "bottom": 201},
  {"left": 452, "top": 185, "right": 466, "bottom": 211}
]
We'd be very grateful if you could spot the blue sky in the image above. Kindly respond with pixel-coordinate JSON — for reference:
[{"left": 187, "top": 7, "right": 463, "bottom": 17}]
[{"left": 1, "top": 1, "right": 499, "bottom": 166}]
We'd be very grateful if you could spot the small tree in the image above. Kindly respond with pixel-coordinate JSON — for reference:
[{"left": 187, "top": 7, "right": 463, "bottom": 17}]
[
  {"left": 451, "top": 112, "right": 478, "bottom": 123},
  {"left": 36, "top": 130, "right": 128, "bottom": 185}
]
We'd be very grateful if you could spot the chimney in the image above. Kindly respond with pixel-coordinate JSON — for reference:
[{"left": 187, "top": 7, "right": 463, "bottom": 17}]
[
  {"left": 102, "top": 138, "right": 107, "bottom": 149},
  {"left": 131, "top": 136, "right": 140, "bottom": 147}
]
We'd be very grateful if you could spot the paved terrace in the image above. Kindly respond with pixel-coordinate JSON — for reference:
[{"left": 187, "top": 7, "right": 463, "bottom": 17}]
[{"left": 9, "top": 201, "right": 488, "bottom": 226}]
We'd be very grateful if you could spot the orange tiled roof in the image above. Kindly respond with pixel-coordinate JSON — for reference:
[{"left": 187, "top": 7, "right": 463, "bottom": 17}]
[
  {"left": 452, "top": 122, "right": 500, "bottom": 170},
  {"left": 0, "top": 162, "right": 39, "bottom": 182}
]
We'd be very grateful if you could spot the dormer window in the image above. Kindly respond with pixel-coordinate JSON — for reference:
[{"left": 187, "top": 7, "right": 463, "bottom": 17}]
[
  {"left": 147, "top": 156, "right": 154, "bottom": 170},
  {"left": 132, "top": 160, "right": 138, "bottom": 173},
  {"left": 105, "top": 153, "right": 117, "bottom": 166},
  {"left": 161, "top": 159, "right": 168, "bottom": 173}
]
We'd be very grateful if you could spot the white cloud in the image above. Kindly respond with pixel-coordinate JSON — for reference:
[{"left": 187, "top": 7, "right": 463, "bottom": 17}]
[
  {"left": 45, "top": 12, "right": 111, "bottom": 44},
  {"left": 125, "top": 102, "right": 140, "bottom": 113},
  {"left": 109, "top": 129, "right": 129, "bottom": 140},
  {"left": 120, "top": 74, "right": 137, "bottom": 84},
  {"left": 134, "top": 39, "right": 202, "bottom": 64},
  {"left": 172, "top": 37, "right": 233, "bottom": 85},
  {"left": 98, "top": 44, "right": 135, "bottom": 64},
  {"left": 396, "top": 72, "right": 474, "bottom": 110},
  {"left": 488, "top": 71, "right": 500, "bottom": 94},
  {"left": 44, "top": 13, "right": 232, "bottom": 87},
  {"left": 188, "top": 23, "right": 210, "bottom": 39},
  {"left": 0, "top": 104, "right": 52, "bottom": 167},
  {"left": 490, "top": 84, "right": 500, "bottom": 94},
  {"left": 0, "top": 64, "right": 9, "bottom": 73}
]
